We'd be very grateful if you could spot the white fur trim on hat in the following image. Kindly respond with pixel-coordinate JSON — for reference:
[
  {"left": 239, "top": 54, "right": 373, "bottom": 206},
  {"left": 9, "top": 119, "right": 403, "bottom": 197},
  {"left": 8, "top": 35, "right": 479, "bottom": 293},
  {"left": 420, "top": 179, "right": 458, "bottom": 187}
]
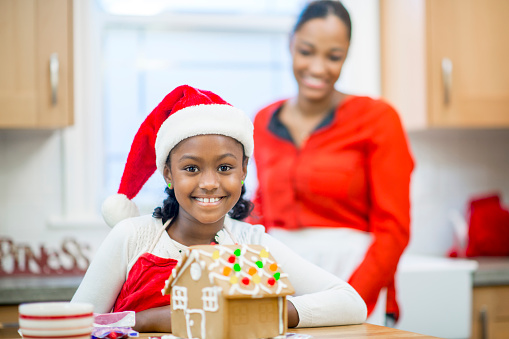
[
  {"left": 101, "top": 193, "right": 140, "bottom": 227},
  {"left": 155, "top": 104, "right": 254, "bottom": 174}
]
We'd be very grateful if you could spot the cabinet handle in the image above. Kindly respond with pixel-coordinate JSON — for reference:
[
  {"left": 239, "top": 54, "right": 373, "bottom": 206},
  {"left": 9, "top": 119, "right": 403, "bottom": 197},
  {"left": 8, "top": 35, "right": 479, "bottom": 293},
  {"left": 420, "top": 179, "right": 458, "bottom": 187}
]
[
  {"left": 480, "top": 306, "right": 488, "bottom": 339},
  {"left": 50, "top": 53, "right": 59, "bottom": 106},
  {"left": 441, "top": 57, "right": 453, "bottom": 106}
]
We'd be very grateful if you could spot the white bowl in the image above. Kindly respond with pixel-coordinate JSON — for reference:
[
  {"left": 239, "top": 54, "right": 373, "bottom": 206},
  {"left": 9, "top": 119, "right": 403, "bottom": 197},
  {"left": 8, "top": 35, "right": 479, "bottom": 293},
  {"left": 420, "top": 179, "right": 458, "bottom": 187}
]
[{"left": 18, "top": 302, "right": 94, "bottom": 339}]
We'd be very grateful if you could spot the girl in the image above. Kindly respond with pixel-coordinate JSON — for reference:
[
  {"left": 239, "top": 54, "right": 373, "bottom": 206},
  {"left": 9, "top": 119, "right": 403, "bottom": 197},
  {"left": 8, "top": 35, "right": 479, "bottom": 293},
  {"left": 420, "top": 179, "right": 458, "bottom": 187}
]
[{"left": 71, "top": 85, "right": 367, "bottom": 332}]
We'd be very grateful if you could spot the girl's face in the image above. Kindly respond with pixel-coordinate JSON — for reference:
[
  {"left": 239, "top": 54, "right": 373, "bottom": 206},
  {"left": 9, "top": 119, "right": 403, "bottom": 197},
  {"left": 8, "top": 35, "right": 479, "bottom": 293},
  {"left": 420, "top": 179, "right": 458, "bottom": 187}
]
[
  {"left": 164, "top": 134, "right": 247, "bottom": 228},
  {"left": 290, "top": 15, "right": 350, "bottom": 102}
]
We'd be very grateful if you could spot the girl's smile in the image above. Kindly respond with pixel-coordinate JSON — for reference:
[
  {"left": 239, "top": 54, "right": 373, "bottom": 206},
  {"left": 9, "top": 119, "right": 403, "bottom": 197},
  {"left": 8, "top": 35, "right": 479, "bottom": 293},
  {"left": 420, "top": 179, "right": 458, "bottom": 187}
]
[{"left": 194, "top": 196, "right": 223, "bottom": 204}]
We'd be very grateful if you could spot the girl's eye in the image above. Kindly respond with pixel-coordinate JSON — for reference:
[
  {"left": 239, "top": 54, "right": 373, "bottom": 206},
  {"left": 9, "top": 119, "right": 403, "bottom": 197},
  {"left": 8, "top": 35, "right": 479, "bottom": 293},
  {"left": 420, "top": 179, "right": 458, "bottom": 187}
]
[
  {"left": 185, "top": 166, "right": 198, "bottom": 173},
  {"left": 218, "top": 165, "right": 232, "bottom": 172},
  {"left": 329, "top": 55, "right": 343, "bottom": 62}
]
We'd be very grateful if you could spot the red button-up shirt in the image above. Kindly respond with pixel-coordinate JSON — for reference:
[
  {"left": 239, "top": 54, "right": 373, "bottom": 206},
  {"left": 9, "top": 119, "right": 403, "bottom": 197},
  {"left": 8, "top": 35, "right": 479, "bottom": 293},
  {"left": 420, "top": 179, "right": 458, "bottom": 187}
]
[{"left": 249, "top": 96, "right": 414, "bottom": 318}]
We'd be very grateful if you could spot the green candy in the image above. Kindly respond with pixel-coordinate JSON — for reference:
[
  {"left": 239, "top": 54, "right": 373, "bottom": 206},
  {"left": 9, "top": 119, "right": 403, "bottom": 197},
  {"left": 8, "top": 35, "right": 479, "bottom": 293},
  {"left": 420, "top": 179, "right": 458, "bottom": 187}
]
[
  {"left": 234, "top": 248, "right": 241, "bottom": 256},
  {"left": 234, "top": 263, "right": 241, "bottom": 272},
  {"left": 256, "top": 261, "right": 263, "bottom": 268},
  {"left": 274, "top": 272, "right": 280, "bottom": 280}
]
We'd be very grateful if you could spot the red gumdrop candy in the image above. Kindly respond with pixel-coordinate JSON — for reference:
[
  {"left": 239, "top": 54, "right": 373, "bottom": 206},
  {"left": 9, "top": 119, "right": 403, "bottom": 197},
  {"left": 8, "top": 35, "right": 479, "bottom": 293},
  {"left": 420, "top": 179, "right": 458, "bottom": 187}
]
[
  {"left": 228, "top": 255, "right": 236, "bottom": 263},
  {"left": 268, "top": 277, "right": 276, "bottom": 286},
  {"left": 242, "top": 277, "right": 250, "bottom": 285}
]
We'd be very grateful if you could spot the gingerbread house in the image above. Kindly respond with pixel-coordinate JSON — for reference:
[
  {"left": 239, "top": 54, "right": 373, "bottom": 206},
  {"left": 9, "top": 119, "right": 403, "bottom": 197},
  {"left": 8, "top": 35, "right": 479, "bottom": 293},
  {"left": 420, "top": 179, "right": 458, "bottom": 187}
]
[{"left": 162, "top": 244, "right": 295, "bottom": 339}]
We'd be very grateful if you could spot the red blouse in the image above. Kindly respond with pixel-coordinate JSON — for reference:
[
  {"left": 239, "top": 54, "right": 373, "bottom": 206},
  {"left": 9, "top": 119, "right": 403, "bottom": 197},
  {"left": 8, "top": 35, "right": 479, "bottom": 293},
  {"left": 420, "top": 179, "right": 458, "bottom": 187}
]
[{"left": 249, "top": 96, "right": 414, "bottom": 318}]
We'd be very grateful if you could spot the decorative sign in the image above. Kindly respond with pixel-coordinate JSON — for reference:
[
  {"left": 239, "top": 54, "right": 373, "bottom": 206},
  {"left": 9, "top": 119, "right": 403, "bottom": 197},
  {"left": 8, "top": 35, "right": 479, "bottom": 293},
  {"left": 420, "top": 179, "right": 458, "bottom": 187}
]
[{"left": 0, "top": 237, "right": 91, "bottom": 276}]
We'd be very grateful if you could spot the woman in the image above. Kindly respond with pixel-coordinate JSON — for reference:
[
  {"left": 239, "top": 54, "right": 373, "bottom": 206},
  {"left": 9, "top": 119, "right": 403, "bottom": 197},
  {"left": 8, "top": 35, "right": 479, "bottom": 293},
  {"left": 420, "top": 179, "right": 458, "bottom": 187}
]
[{"left": 249, "top": 0, "right": 414, "bottom": 322}]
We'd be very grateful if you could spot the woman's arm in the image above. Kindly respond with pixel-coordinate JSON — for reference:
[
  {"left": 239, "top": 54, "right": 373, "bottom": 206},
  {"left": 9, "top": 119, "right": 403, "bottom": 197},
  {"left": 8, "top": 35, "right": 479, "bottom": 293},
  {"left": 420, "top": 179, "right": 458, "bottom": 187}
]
[
  {"left": 347, "top": 102, "right": 414, "bottom": 315},
  {"left": 261, "top": 232, "right": 367, "bottom": 327}
]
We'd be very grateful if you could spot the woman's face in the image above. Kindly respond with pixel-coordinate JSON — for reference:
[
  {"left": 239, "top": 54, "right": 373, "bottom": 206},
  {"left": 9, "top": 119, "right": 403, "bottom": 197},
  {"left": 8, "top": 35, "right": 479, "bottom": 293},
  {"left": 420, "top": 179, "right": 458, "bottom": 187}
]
[
  {"left": 164, "top": 134, "right": 247, "bottom": 227},
  {"left": 290, "top": 15, "right": 350, "bottom": 101}
]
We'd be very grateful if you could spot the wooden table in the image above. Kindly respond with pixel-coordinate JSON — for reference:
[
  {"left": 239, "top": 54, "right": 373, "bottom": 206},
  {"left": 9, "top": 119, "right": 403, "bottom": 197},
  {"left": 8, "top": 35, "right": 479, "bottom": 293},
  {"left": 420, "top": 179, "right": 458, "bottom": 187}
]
[
  {"left": 140, "top": 323, "right": 439, "bottom": 338},
  {"left": 0, "top": 323, "right": 439, "bottom": 339}
]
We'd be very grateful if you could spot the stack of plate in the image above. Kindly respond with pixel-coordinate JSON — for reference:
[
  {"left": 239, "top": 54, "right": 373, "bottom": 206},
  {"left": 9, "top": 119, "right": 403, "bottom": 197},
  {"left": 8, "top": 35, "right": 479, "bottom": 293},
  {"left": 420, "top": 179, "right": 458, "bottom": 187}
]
[{"left": 18, "top": 302, "right": 94, "bottom": 339}]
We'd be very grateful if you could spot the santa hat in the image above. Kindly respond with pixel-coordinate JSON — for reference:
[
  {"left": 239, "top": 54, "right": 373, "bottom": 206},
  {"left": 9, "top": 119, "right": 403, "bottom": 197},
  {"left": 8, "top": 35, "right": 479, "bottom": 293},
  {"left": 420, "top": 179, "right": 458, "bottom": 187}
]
[{"left": 101, "top": 85, "right": 254, "bottom": 227}]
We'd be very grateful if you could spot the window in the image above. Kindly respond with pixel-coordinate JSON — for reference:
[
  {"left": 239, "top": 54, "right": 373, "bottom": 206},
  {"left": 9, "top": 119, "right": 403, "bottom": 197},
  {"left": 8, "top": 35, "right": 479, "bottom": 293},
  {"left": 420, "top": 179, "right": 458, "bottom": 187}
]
[
  {"left": 61, "top": 0, "right": 380, "bottom": 227},
  {"left": 172, "top": 286, "right": 188, "bottom": 310},
  {"left": 202, "top": 287, "right": 220, "bottom": 312}
]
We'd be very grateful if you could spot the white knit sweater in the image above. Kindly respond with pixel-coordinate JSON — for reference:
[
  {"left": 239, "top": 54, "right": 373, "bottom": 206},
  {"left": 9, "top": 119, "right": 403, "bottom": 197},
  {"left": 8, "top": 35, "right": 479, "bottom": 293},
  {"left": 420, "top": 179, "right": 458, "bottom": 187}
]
[{"left": 71, "top": 215, "right": 367, "bottom": 327}]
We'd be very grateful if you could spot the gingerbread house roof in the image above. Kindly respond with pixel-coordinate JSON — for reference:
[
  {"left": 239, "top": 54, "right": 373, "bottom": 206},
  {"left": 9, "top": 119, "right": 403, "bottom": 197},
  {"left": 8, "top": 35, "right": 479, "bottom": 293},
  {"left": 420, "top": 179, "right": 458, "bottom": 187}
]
[{"left": 162, "top": 244, "right": 295, "bottom": 299}]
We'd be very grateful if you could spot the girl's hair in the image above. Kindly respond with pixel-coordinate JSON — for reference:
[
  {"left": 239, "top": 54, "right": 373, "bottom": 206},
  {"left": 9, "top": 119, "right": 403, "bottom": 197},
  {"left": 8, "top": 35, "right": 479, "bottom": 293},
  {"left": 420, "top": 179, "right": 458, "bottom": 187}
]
[
  {"left": 152, "top": 154, "right": 254, "bottom": 224},
  {"left": 292, "top": 0, "right": 352, "bottom": 41}
]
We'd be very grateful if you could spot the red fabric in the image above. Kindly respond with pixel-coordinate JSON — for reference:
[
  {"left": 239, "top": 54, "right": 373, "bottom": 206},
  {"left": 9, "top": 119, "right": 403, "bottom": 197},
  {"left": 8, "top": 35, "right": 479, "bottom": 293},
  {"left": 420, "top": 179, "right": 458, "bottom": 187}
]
[
  {"left": 113, "top": 253, "right": 178, "bottom": 313},
  {"left": 118, "top": 85, "right": 229, "bottom": 199},
  {"left": 466, "top": 194, "right": 509, "bottom": 257},
  {"left": 248, "top": 96, "right": 414, "bottom": 320}
]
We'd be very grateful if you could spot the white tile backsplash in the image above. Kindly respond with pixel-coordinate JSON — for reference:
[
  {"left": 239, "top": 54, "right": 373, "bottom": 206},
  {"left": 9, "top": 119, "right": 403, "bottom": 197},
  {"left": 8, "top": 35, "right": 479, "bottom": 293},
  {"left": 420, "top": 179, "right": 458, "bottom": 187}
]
[{"left": 407, "top": 129, "right": 509, "bottom": 256}]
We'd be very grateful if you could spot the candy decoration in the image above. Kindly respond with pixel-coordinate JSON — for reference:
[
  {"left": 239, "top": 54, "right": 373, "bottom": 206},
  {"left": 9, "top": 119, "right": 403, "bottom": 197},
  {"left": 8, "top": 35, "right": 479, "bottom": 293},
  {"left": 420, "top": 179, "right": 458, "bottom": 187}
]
[
  {"left": 267, "top": 277, "right": 276, "bottom": 286},
  {"left": 248, "top": 267, "right": 257, "bottom": 276},
  {"left": 241, "top": 277, "right": 250, "bottom": 285},
  {"left": 274, "top": 272, "right": 280, "bottom": 281},
  {"left": 259, "top": 249, "right": 269, "bottom": 258},
  {"left": 233, "top": 263, "right": 241, "bottom": 272},
  {"left": 255, "top": 260, "right": 263, "bottom": 268},
  {"left": 212, "top": 250, "right": 220, "bottom": 260},
  {"left": 269, "top": 263, "right": 278, "bottom": 272},
  {"left": 230, "top": 275, "right": 238, "bottom": 284},
  {"left": 228, "top": 255, "right": 236, "bottom": 263},
  {"left": 223, "top": 266, "right": 232, "bottom": 276},
  {"left": 252, "top": 274, "right": 261, "bottom": 284},
  {"left": 234, "top": 248, "right": 241, "bottom": 256}
]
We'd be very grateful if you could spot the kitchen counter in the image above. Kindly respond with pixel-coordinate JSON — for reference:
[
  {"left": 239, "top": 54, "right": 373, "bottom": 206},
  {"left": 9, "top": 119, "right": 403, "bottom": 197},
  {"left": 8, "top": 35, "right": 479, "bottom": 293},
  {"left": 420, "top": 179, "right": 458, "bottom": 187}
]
[
  {"left": 0, "top": 276, "right": 82, "bottom": 304},
  {"left": 472, "top": 256, "right": 509, "bottom": 286}
]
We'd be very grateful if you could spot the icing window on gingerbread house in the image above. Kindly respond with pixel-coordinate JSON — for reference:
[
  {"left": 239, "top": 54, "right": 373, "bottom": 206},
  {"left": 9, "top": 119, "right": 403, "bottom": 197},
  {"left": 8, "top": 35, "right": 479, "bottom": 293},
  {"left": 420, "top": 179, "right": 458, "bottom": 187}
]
[
  {"left": 202, "top": 287, "right": 219, "bottom": 312},
  {"left": 172, "top": 286, "right": 188, "bottom": 310}
]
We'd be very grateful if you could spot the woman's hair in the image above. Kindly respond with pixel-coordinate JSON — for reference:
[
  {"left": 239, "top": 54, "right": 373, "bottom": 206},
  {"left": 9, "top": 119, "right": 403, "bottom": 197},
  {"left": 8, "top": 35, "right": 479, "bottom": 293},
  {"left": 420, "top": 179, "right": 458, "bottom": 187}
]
[
  {"left": 292, "top": 0, "right": 352, "bottom": 41},
  {"left": 152, "top": 154, "right": 254, "bottom": 225}
]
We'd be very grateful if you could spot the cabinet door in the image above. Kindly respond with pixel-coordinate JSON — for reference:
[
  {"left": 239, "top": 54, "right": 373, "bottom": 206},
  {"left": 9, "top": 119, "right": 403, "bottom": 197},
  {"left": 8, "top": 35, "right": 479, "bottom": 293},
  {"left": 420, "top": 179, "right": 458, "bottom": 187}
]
[
  {"left": 427, "top": 0, "right": 509, "bottom": 127},
  {"left": 0, "top": 0, "right": 73, "bottom": 128},
  {"left": 471, "top": 286, "right": 509, "bottom": 339}
]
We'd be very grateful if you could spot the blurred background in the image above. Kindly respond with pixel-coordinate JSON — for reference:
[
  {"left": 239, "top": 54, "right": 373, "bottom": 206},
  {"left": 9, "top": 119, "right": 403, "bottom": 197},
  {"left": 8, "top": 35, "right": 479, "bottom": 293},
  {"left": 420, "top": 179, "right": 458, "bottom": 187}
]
[{"left": 1, "top": 0, "right": 508, "bottom": 338}]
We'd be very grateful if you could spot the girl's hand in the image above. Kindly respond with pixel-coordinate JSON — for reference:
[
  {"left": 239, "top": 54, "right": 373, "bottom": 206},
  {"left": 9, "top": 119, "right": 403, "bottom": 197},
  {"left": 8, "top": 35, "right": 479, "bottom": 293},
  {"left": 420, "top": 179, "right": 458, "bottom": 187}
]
[
  {"left": 133, "top": 305, "right": 172, "bottom": 333},
  {"left": 287, "top": 300, "right": 300, "bottom": 328}
]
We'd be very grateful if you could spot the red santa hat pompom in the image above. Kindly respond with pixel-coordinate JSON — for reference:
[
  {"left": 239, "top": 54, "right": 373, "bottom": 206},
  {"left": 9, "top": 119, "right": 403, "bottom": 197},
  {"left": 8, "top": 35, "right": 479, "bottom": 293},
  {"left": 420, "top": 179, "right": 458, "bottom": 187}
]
[{"left": 102, "top": 85, "right": 254, "bottom": 227}]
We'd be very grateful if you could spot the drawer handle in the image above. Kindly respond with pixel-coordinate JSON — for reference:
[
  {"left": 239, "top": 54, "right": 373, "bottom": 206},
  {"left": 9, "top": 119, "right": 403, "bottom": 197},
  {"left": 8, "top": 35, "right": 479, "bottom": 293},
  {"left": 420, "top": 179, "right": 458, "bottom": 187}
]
[
  {"left": 50, "top": 53, "right": 59, "bottom": 106},
  {"left": 480, "top": 306, "right": 488, "bottom": 339},
  {"left": 441, "top": 57, "right": 453, "bottom": 106}
]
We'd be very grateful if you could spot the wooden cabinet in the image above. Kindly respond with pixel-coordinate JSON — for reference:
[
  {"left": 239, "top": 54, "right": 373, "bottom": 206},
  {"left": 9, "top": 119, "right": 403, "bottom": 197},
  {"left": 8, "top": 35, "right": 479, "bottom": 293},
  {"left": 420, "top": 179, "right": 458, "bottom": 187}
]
[
  {"left": 0, "top": 0, "right": 73, "bottom": 128},
  {"left": 380, "top": 0, "right": 509, "bottom": 129},
  {"left": 0, "top": 305, "right": 19, "bottom": 338},
  {"left": 471, "top": 285, "right": 509, "bottom": 339}
]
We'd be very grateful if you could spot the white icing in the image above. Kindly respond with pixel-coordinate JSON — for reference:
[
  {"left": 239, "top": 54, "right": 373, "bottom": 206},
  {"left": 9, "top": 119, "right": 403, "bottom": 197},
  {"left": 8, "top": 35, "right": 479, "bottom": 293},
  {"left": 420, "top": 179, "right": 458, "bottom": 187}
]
[
  {"left": 172, "top": 286, "right": 188, "bottom": 310},
  {"left": 278, "top": 296, "right": 284, "bottom": 334},
  {"left": 171, "top": 251, "right": 200, "bottom": 288},
  {"left": 190, "top": 262, "right": 202, "bottom": 281},
  {"left": 184, "top": 309, "right": 206, "bottom": 339},
  {"left": 202, "top": 286, "right": 220, "bottom": 312}
]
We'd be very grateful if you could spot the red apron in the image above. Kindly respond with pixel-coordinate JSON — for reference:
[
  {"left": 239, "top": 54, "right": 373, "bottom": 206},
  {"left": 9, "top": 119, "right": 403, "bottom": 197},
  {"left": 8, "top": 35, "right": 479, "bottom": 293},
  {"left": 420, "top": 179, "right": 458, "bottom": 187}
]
[{"left": 113, "top": 253, "right": 178, "bottom": 313}]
